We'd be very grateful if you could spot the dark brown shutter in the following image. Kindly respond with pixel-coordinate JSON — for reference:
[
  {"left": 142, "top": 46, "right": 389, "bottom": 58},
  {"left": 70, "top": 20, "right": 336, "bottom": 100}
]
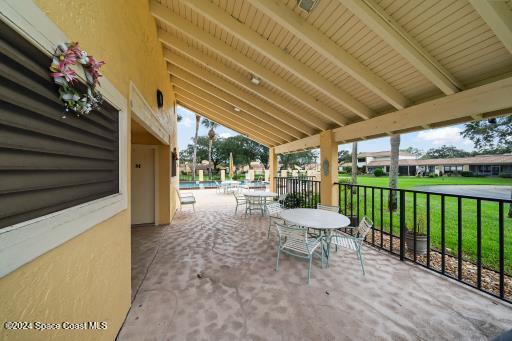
[{"left": 0, "top": 20, "right": 119, "bottom": 229}]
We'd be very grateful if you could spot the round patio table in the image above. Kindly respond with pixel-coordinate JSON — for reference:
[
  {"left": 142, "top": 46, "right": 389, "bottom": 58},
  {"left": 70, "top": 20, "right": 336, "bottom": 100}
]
[
  {"left": 244, "top": 191, "right": 278, "bottom": 215},
  {"left": 221, "top": 180, "right": 240, "bottom": 193},
  {"left": 279, "top": 208, "right": 350, "bottom": 230},
  {"left": 280, "top": 208, "right": 351, "bottom": 261},
  {"left": 244, "top": 191, "right": 278, "bottom": 198}
]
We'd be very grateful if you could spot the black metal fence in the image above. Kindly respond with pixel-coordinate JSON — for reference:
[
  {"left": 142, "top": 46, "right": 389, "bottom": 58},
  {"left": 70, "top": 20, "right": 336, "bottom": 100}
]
[
  {"left": 337, "top": 183, "right": 512, "bottom": 303},
  {"left": 274, "top": 177, "right": 320, "bottom": 208},
  {"left": 273, "top": 176, "right": 512, "bottom": 302}
]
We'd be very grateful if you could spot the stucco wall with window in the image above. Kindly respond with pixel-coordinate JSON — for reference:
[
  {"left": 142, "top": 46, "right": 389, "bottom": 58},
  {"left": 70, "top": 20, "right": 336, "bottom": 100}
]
[{"left": 0, "top": 0, "right": 177, "bottom": 340}]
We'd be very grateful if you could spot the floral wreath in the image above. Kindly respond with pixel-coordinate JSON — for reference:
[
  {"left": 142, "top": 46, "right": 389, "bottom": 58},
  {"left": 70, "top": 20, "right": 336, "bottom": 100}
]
[{"left": 49, "top": 42, "right": 105, "bottom": 117}]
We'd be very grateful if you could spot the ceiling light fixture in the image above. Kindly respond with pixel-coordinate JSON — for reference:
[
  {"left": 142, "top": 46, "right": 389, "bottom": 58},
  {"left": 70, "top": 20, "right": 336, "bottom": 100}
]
[
  {"left": 297, "top": 0, "right": 319, "bottom": 13},
  {"left": 250, "top": 75, "right": 261, "bottom": 85},
  {"left": 234, "top": 107, "right": 241, "bottom": 112}
]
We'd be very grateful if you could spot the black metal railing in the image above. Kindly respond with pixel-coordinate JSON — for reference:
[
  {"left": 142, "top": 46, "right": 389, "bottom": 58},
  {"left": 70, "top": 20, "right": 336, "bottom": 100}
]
[
  {"left": 274, "top": 177, "right": 320, "bottom": 208},
  {"left": 336, "top": 182, "right": 512, "bottom": 303}
]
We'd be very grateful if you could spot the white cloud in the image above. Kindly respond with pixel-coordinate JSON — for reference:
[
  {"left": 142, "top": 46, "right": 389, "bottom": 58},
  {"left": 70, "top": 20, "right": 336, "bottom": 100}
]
[
  {"left": 219, "top": 132, "right": 233, "bottom": 138},
  {"left": 417, "top": 126, "right": 472, "bottom": 147},
  {"left": 179, "top": 115, "right": 194, "bottom": 128}
]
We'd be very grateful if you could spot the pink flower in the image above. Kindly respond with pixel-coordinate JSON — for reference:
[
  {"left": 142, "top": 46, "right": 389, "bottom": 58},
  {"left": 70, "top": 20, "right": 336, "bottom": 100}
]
[
  {"left": 87, "top": 56, "right": 105, "bottom": 84},
  {"left": 68, "top": 42, "right": 82, "bottom": 56},
  {"left": 50, "top": 67, "right": 77, "bottom": 83}
]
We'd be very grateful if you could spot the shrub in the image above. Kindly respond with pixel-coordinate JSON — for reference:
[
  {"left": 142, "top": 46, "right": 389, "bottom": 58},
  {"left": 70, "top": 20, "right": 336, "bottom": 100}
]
[
  {"left": 373, "top": 168, "right": 385, "bottom": 177},
  {"left": 460, "top": 171, "right": 473, "bottom": 177},
  {"left": 428, "top": 173, "right": 436, "bottom": 178},
  {"left": 500, "top": 173, "right": 512, "bottom": 178},
  {"left": 282, "top": 193, "right": 302, "bottom": 209}
]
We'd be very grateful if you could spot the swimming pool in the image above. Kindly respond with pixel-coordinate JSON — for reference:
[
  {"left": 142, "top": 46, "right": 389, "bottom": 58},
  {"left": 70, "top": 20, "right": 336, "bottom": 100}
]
[{"left": 179, "top": 181, "right": 266, "bottom": 190}]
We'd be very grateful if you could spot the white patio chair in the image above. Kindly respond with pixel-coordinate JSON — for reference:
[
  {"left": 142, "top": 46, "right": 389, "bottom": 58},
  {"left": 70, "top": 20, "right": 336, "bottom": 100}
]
[
  {"left": 214, "top": 181, "right": 222, "bottom": 194},
  {"left": 317, "top": 203, "right": 339, "bottom": 213},
  {"left": 265, "top": 202, "right": 284, "bottom": 239},
  {"left": 328, "top": 216, "right": 373, "bottom": 274},
  {"left": 176, "top": 189, "right": 196, "bottom": 212},
  {"left": 245, "top": 195, "right": 264, "bottom": 216},
  {"left": 274, "top": 222, "right": 324, "bottom": 284},
  {"left": 233, "top": 192, "right": 246, "bottom": 214}
]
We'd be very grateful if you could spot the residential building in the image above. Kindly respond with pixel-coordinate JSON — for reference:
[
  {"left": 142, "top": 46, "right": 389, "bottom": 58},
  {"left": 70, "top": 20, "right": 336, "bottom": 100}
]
[
  {"left": 366, "top": 154, "right": 512, "bottom": 176},
  {"left": 339, "top": 150, "right": 417, "bottom": 172}
]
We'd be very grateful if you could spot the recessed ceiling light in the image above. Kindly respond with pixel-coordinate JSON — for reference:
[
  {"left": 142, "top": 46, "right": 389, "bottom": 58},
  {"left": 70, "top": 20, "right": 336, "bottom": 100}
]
[
  {"left": 297, "top": 0, "right": 319, "bottom": 13},
  {"left": 234, "top": 107, "right": 241, "bottom": 112},
  {"left": 250, "top": 75, "right": 261, "bottom": 85}
]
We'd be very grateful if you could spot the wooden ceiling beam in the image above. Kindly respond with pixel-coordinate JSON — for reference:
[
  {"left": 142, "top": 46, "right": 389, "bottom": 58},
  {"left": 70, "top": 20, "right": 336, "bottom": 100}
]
[
  {"left": 274, "top": 77, "right": 512, "bottom": 153},
  {"left": 175, "top": 98, "right": 275, "bottom": 146},
  {"left": 171, "top": 75, "right": 294, "bottom": 143},
  {"left": 159, "top": 38, "right": 319, "bottom": 134},
  {"left": 339, "top": 0, "right": 462, "bottom": 95},
  {"left": 469, "top": 0, "right": 512, "bottom": 55},
  {"left": 248, "top": 0, "right": 410, "bottom": 109},
  {"left": 184, "top": 0, "right": 374, "bottom": 121},
  {"left": 150, "top": 1, "right": 348, "bottom": 126}
]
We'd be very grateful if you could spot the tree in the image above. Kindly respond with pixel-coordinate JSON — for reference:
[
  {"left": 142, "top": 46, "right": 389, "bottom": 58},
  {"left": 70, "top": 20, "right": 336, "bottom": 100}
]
[
  {"left": 191, "top": 114, "right": 201, "bottom": 181},
  {"left": 462, "top": 116, "right": 512, "bottom": 154},
  {"left": 338, "top": 150, "right": 351, "bottom": 164},
  {"left": 279, "top": 150, "right": 317, "bottom": 170},
  {"left": 180, "top": 136, "right": 222, "bottom": 168},
  {"left": 202, "top": 118, "right": 219, "bottom": 179},
  {"left": 462, "top": 115, "right": 512, "bottom": 217},
  {"left": 389, "top": 134, "right": 400, "bottom": 210},
  {"left": 405, "top": 146, "right": 423, "bottom": 158},
  {"left": 422, "top": 145, "right": 469, "bottom": 159},
  {"left": 351, "top": 142, "right": 358, "bottom": 184}
]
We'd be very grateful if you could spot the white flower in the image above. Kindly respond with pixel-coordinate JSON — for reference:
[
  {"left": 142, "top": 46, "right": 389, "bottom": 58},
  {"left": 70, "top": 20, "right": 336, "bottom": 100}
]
[{"left": 78, "top": 51, "right": 89, "bottom": 64}]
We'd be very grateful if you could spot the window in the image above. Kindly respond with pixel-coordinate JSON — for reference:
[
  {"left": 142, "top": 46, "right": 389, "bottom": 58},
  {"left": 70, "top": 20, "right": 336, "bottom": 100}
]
[{"left": 0, "top": 19, "right": 119, "bottom": 229}]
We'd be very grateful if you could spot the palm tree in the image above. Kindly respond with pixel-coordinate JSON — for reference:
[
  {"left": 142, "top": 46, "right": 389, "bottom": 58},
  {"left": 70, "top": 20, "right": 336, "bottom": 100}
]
[
  {"left": 202, "top": 118, "right": 219, "bottom": 179},
  {"left": 389, "top": 134, "right": 400, "bottom": 210},
  {"left": 191, "top": 114, "right": 201, "bottom": 181},
  {"left": 351, "top": 142, "right": 358, "bottom": 185}
]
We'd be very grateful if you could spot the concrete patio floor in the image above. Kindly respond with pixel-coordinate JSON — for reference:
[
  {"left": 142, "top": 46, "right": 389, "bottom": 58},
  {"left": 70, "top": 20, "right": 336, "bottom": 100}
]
[{"left": 119, "top": 189, "right": 512, "bottom": 340}]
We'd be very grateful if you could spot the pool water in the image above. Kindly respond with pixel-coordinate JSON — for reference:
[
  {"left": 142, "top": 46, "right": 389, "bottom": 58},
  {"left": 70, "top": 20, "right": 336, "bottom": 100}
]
[{"left": 179, "top": 181, "right": 266, "bottom": 190}]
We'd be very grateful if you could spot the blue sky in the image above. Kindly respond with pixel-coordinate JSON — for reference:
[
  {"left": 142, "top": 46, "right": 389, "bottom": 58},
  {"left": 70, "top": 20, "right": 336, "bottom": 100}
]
[{"left": 177, "top": 105, "right": 476, "bottom": 153}]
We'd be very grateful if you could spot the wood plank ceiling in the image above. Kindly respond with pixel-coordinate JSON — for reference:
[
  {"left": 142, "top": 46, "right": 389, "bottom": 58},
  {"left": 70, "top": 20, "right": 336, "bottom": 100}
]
[{"left": 150, "top": 0, "right": 512, "bottom": 147}]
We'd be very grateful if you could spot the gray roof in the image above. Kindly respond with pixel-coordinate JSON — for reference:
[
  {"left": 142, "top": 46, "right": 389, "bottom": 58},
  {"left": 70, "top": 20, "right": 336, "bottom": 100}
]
[{"left": 367, "top": 154, "right": 512, "bottom": 167}]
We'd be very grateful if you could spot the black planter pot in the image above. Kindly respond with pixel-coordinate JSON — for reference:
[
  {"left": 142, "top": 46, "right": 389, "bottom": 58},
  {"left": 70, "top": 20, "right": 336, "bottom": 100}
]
[{"left": 348, "top": 215, "right": 359, "bottom": 227}]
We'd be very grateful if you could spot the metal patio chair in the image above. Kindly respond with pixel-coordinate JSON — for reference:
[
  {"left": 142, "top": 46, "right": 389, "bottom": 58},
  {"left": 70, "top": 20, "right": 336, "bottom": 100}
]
[
  {"left": 265, "top": 202, "right": 285, "bottom": 239},
  {"left": 328, "top": 216, "right": 373, "bottom": 274},
  {"left": 233, "top": 192, "right": 247, "bottom": 214},
  {"left": 245, "top": 195, "right": 265, "bottom": 216},
  {"left": 214, "top": 181, "right": 222, "bottom": 194},
  {"left": 275, "top": 222, "right": 324, "bottom": 284},
  {"left": 176, "top": 189, "right": 196, "bottom": 212}
]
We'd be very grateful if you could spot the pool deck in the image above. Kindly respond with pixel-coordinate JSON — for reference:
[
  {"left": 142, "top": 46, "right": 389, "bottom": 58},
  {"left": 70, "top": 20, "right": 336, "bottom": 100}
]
[{"left": 119, "top": 189, "right": 512, "bottom": 340}]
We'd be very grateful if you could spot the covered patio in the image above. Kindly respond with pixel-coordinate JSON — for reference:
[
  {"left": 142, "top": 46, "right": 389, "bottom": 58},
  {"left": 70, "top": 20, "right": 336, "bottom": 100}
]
[
  {"left": 120, "top": 190, "right": 512, "bottom": 340},
  {"left": 1, "top": 0, "right": 512, "bottom": 340}
]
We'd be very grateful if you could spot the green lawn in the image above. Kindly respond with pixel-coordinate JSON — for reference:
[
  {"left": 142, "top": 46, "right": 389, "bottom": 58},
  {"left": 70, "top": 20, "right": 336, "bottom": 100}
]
[
  {"left": 337, "top": 176, "right": 512, "bottom": 274},
  {"left": 339, "top": 175, "right": 512, "bottom": 189}
]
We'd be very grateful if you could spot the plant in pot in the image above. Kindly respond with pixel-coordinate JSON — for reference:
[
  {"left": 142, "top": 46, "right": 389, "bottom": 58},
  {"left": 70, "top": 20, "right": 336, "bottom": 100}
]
[{"left": 405, "top": 214, "right": 428, "bottom": 255}]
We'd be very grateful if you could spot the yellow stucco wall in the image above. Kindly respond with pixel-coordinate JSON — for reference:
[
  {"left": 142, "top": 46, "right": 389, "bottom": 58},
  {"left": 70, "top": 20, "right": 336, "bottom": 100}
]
[{"left": 0, "top": 0, "right": 177, "bottom": 340}]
